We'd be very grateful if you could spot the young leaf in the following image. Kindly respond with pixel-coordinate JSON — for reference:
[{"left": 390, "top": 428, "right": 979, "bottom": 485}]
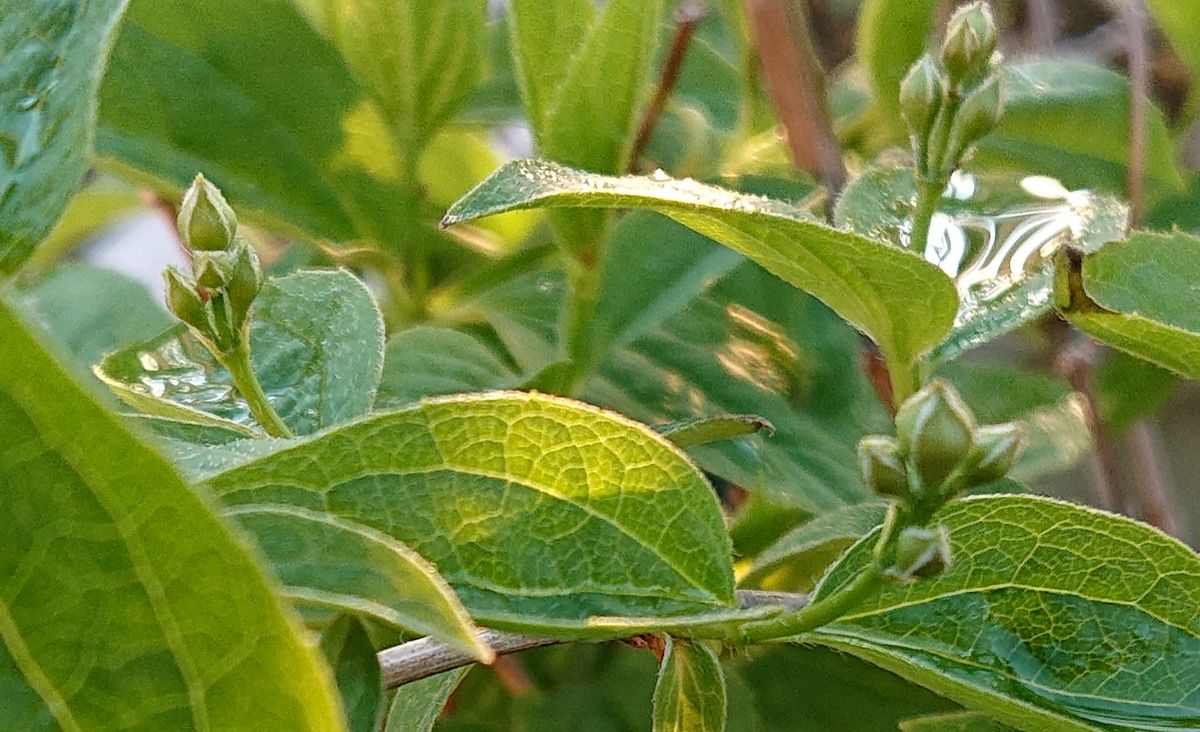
[
  {"left": 510, "top": 0, "right": 665, "bottom": 174},
  {"left": 98, "top": 270, "right": 385, "bottom": 437},
  {"left": 322, "top": 616, "right": 386, "bottom": 732},
  {"left": 856, "top": 0, "right": 940, "bottom": 136},
  {"left": 294, "top": 0, "right": 486, "bottom": 174},
  {"left": 742, "top": 501, "right": 889, "bottom": 590},
  {"left": 811, "top": 495, "right": 1200, "bottom": 732},
  {"left": 97, "top": 0, "right": 414, "bottom": 251},
  {"left": 901, "top": 711, "right": 1016, "bottom": 732},
  {"left": 0, "top": 295, "right": 345, "bottom": 730},
  {"left": 444, "top": 159, "right": 959, "bottom": 384},
  {"left": 655, "top": 414, "right": 774, "bottom": 449},
  {"left": 652, "top": 638, "right": 727, "bottom": 732},
  {"left": 203, "top": 392, "right": 736, "bottom": 634},
  {"left": 227, "top": 504, "right": 490, "bottom": 661},
  {"left": 375, "top": 326, "right": 521, "bottom": 409},
  {"left": 1056, "top": 230, "right": 1200, "bottom": 378},
  {"left": 835, "top": 162, "right": 1128, "bottom": 361},
  {"left": 0, "top": 0, "right": 130, "bottom": 274},
  {"left": 384, "top": 668, "right": 469, "bottom": 732},
  {"left": 976, "top": 61, "right": 1182, "bottom": 202}
]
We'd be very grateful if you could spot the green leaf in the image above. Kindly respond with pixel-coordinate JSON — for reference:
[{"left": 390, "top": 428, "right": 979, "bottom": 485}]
[
  {"left": 97, "top": 0, "right": 414, "bottom": 251},
  {"left": 835, "top": 162, "right": 1128, "bottom": 361},
  {"left": 1056, "top": 230, "right": 1200, "bottom": 378},
  {"left": 510, "top": 0, "right": 664, "bottom": 175},
  {"left": 1094, "top": 351, "right": 1179, "bottom": 434},
  {"left": 376, "top": 326, "right": 521, "bottom": 409},
  {"left": 855, "top": 0, "right": 938, "bottom": 135},
  {"left": 901, "top": 711, "right": 1016, "bottom": 732},
  {"left": 384, "top": 668, "right": 468, "bottom": 732},
  {"left": 655, "top": 414, "right": 774, "bottom": 449},
  {"left": 227, "top": 504, "right": 490, "bottom": 660},
  {"left": 444, "top": 158, "right": 959, "bottom": 379},
  {"left": 98, "top": 269, "right": 385, "bottom": 436},
  {"left": 322, "top": 616, "right": 386, "bottom": 732},
  {"left": 742, "top": 501, "right": 889, "bottom": 590},
  {"left": 0, "top": 0, "right": 130, "bottom": 274},
  {"left": 0, "top": 295, "right": 344, "bottom": 730},
  {"left": 203, "top": 392, "right": 736, "bottom": 634},
  {"left": 652, "top": 638, "right": 727, "bottom": 732},
  {"left": 294, "top": 0, "right": 486, "bottom": 173},
  {"left": 811, "top": 495, "right": 1200, "bottom": 732},
  {"left": 20, "top": 263, "right": 173, "bottom": 369},
  {"left": 976, "top": 61, "right": 1183, "bottom": 202}
]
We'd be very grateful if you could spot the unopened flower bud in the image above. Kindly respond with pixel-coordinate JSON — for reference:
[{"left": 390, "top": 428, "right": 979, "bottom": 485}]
[
  {"left": 891, "top": 524, "right": 952, "bottom": 580},
  {"left": 895, "top": 380, "right": 976, "bottom": 491},
  {"left": 192, "top": 251, "right": 237, "bottom": 291},
  {"left": 900, "top": 55, "right": 945, "bottom": 143},
  {"left": 940, "top": 2, "right": 998, "bottom": 88},
  {"left": 967, "top": 422, "right": 1024, "bottom": 486},
  {"left": 946, "top": 75, "right": 1003, "bottom": 163},
  {"left": 164, "top": 267, "right": 209, "bottom": 333},
  {"left": 177, "top": 173, "right": 237, "bottom": 252},
  {"left": 225, "top": 243, "right": 263, "bottom": 329},
  {"left": 859, "top": 436, "right": 909, "bottom": 499}
]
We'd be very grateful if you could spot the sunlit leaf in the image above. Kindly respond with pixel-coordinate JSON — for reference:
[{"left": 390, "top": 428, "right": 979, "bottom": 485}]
[{"left": 652, "top": 638, "right": 727, "bottom": 732}]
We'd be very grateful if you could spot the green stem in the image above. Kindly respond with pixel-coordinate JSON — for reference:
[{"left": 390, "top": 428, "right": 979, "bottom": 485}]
[
  {"left": 562, "top": 254, "right": 603, "bottom": 394},
  {"left": 909, "top": 177, "right": 945, "bottom": 255},
  {"left": 887, "top": 357, "right": 920, "bottom": 408},
  {"left": 734, "top": 563, "right": 885, "bottom": 643},
  {"left": 221, "top": 344, "right": 293, "bottom": 438}
]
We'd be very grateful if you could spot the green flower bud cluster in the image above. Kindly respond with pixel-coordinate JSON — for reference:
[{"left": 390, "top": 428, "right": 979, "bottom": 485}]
[
  {"left": 859, "top": 379, "right": 1023, "bottom": 516},
  {"left": 900, "top": 2, "right": 1003, "bottom": 182},
  {"left": 164, "top": 174, "right": 263, "bottom": 355}
]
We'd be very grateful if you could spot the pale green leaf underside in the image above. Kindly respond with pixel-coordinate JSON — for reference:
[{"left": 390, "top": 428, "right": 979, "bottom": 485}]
[
  {"left": 653, "top": 638, "right": 727, "bottom": 732},
  {"left": 203, "top": 391, "right": 736, "bottom": 633},
  {"left": 0, "top": 296, "right": 344, "bottom": 731},
  {"left": 384, "top": 668, "right": 468, "bottom": 732},
  {"left": 742, "top": 500, "right": 888, "bottom": 589},
  {"left": 655, "top": 414, "right": 775, "bottom": 449},
  {"left": 0, "top": 0, "right": 130, "bottom": 274},
  {"left": 97, "top": 269, "right": 385, "bottom": 437},
  {"left": 227, "top": 504, "right": 490, "bottom": 661},
  {"left": 811, "top": 495, "right": 1200, "bottom": 732},
  {"left": 901, "top": 711, "right": 1016, "bottom": 732},
  {"left": 97, "top": 0, "right": 414, "bottom": 251},
  {"left": 1057, "top": 230, "right": 1200, "bottom": 379},
  {"left": 444, "top": 159, "right": 959, "bottom": 373}
]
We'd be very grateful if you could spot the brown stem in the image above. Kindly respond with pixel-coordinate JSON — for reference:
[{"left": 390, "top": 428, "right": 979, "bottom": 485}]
[
  {"left": 1118, "top": 0, "right": 1149, "bottom": 224},
  {"left": 742, "top": 0, "right": 846, "bottom": 195},
  {"left": 1127, "top": 421, "right": 1185, "bottom": 538},
  {"left": 490, "top": 655, "right": 536, "bottom": 696},
  {"left": 377, "top": 590, "right": 806, "bottom": 689},
  {"left": 1053, "top": 337, "right": 1126, "bottom": 512},
  {"left": 628, "top": 2, "right": 710, "bottom": 172},
  {"left": 1024, "top": 0, "right": 1058, "bottom": 52}
]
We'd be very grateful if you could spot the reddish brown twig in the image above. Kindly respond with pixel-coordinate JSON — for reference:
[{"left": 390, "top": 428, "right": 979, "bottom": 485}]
[
  {"left": 1053, "top": 337, "right": 1127, "bottom": 513},
  {"left": 1128, "top": 421, "right": 1185, "bottom": 538},
  {"left": 1119, "top": 0, "right": 1150, "bottom": 223},
  {"left": 628, "top": 2, "right": 710, "bottom": 172},
  {"left": 742, "top": 0, "right": 846, "bottom": 195}
]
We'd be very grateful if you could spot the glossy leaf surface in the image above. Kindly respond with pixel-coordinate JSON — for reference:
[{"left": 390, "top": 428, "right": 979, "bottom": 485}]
[
  {"left": 98, "top": 270, "right": 385, "bottom": 436},
  {"left": 445, "top": 159, "right": 959, "bottom": 383},
  {"left": 227, "top": 504, "right": 489, "bottom": 660},
  {"left": 204, "top": 392, "right": 736, "bottom": 634},
  {"left": 812, "top": 495, "right": 1200, "bottom": 732},
  {"left": 0, "top": 0, "right": 130, "bottom": 273},
  {"left": 98, "top": 0, "right": 413, "bottom": 250},
  {"left": 0, "top": 296, "right": 345, "bottom": 731},
  {"left": 1056, "top": 230, "right": 1200, "bottom": 378},
  {"left": 652, "top": 638, "right": 727, "bottom": 732}
]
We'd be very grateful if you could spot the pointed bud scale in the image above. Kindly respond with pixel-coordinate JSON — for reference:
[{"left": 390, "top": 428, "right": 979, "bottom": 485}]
[
  {"left": 940, "top": 2, "right": 998, "bottom": 87},
  {"left": 900, "top": 55, "right": 945, "bottom": 144},
  {"left": 164, "top": 267, "right": 209, "bottom": 332},
  {"left": 192, "top": 250, "right": 236, "bottom": 290},
  {"left": 225, "top": 242, "right": 263, "bottom": 329},
  {"left": 946, "top": 74, "right": 1003, "bottom": 164},
  {"left": 895, "top": 379, "right": 976, "bottom": 491},
  {"left": 177, "top": 173, "right": 237, "bottom": 252},
  {"left": 858, "top": 436, "right": 910, "bottom": 499},
  {"left": 891, "top": 524, "right": 952, "bottom": 580},
  {"left": 967, "top": 422, "right": 1024, "bottom": 487}
]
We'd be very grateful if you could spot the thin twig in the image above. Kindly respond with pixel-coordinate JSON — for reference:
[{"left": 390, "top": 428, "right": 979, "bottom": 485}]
[
  {"left": 1053, "top": 336, "right": 1126, "bottom": 513},
  {"left": 1128, "top": 421, "right": 1185, "bottom": 538},
  {"left": 377, "top": 590, "right": 807, "bottom": 689},
  {"left": 742, "top": 0, "right": 846, "bottom": 195},
  {"left": 628, "top": 2, "right": 710, "bottom": 172},
  {"left": 490, "top": 655, "right": 536, "bottom": 696},
  {"left": 1024, "top": 0, "right": 1058, "bottom": 53},
  {"left": 1118, "top": 0, "right": 1150, "bottom": 223}
]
